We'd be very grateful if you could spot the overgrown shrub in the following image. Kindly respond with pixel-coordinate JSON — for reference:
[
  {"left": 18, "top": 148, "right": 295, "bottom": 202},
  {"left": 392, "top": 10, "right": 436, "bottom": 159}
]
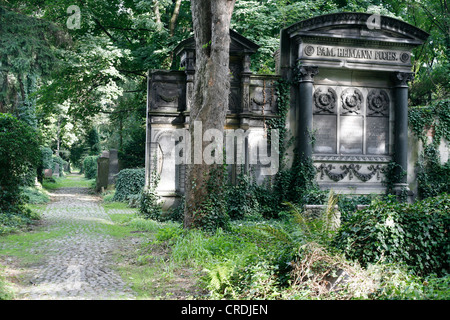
[
  {"left": 190, "top": 165, "right": 230, "bottom": 233},
  {"left": 226, "top": 170, "right": 261, "bottom": 221},
  {"left": 21, "top": 186, "right": 50, "bottom": 204},
  {"left": 337, "top": 194, "right": 374, "bottom": 223},
  {"left": 333, "top": 193, "right": 450, "bottom": 276},
  {"left": 83, "top": 155, "right": 98, "bottom": 179},
  {"left": 40, "top": 147, "right": 53, "bottom": 169},
  {"left": 0, "top": 113, "right": 41, "bottom": 211},
  {"left": 118, "top": 125, "right": 145, "bottom": 169},
  {"left": 416, "top": 145, "right": 450, "bottom": 199},
  {"left": 112, "top": 168, "right": 145, "bottom": 202},
  {"left": 139, "top": 187, "right": 162, "bottom": 221},
  {"left": 52, "top": 155, "right": 66, "bottom": 176}
]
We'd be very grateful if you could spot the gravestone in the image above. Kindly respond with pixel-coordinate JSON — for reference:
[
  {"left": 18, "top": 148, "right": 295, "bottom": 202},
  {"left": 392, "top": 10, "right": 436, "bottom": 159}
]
[
  {"left": 108, "top": 149, "right": 119, "bottom": 185},
  {"left": 96, "top": 156, "right": 109, "bottom": 192},
  {"left": 44, "top": 169, "right": 52, "bottom": 178},
  {"left": 279, "top": 12, "right": 429, "bottom": 195}
]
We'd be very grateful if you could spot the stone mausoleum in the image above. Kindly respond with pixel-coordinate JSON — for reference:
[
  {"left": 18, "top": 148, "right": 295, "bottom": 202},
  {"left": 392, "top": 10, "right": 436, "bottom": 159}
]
[{"left": 145, "top": 12, "right": 429, "bottom": 209}]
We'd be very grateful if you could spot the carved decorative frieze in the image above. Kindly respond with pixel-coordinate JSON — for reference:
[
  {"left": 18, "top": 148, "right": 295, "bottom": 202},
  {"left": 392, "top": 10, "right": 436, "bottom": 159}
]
[
  {"left": 313, "top": 87, "right": 337, "bottom": 114},
  {"left": 312, "top": 155, "right": 391, "bottom": 162},
  {"left": 367, "top": 89, "right": 389, "bottom": 116},
  {"left": 341, "top": 88, "right": 363, "bottom": 114},
  {"left": 315, "top": 163, "right": 385, "bottom": 182}
]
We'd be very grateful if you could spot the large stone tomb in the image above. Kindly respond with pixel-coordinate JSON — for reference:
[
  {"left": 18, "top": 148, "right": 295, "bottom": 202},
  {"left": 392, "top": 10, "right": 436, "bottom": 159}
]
[{"left": 279, "top": 12, "right": 428, "bottom": 195}]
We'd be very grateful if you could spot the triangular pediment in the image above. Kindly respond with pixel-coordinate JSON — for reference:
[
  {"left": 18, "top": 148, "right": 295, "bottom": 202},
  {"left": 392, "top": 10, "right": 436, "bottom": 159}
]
[{"left": 174, "top": 29, "right": 259, "bottom": 57}]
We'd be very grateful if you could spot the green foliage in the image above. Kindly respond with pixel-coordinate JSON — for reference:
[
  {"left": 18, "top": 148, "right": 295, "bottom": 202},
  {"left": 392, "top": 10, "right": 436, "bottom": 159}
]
[
  {"left": 139, "top": 172, "right": 163, "bottom": 222},
  {"left": 372, "top": 266, "right": 450, "bottom": 300},
  {"left": 409, "top": 99, "right": 450, "bottom": 199},
  {"left": 382, "top": 160, "right": 407, "bottom": 198},
  {"left": 334, "top": 193, "right": 450, "bottom": 277},
  {"left": 82, "top": 156, "right": 98, "bottom": 180},
  {"left": 112, "top": 168, "right": 145, "bottom": 202},
  {"left": 416, "top": 145, "right": 450, "bottom": 199},
  {"left": 265, "top": 79, "right": 291, "bottom": 165},
  {"left": 0, "top": 6, "right": 66, "bottom": 113},
  {"left": 0, "top": 207, "right": 40, "bottom": 235},
  {"left": 226, "top": 170, "right": 261, "bottom": 221},
  {"left": 40, "top": 147, "right": 53, "bottom": 169},
  {"left": 409, "top": 99, "right": 450, "bottom": 145},
  {"left": 20, "top": 187, "right": 50, "bottom": 205},
  {"left": 0, "top": 113, "right": 41, "bottom": 211},
  {"left": 85, "top": 127, "right": 101, "bottom": 156},
  {"left": 337, "top": 194, "right": 373, "bottom": 223},
  {"left": 118, "top": 125, "right": 146, "bottom": 169},
  {"left": 52, "top": 155, "right": 66, "bottom": 177},
  {"left": 0, "top": 273, "right": 14, "bottom": 300},
  {"left": 191, "top": 165, "right": 230, "bottom": 233}
]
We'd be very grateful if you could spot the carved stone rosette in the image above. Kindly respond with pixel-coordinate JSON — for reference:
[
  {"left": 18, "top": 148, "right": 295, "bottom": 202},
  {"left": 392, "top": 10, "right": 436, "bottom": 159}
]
[
  {"left": 367, "top": 89, "right": 389, "bottom": 116},
  {"left": 313, "top": 87, "right": 337, "bottom": 114},
  {"left": 341, "top": 88, "right": 363, "bottom": 114}
]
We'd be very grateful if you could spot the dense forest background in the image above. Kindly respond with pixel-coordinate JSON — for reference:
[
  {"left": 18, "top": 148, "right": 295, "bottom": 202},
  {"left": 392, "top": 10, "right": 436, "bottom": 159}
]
[{"left": 1, "top": 0, "right": 448, "bottom": 170}]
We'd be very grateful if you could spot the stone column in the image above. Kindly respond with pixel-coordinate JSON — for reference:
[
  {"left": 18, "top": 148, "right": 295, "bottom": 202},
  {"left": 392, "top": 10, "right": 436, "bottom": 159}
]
[
  {"left": 392, "top": 71, "right": 414, "bottom": 188},
  {"left": 296, "top": 65, "right": 319, "bottom": 160}
]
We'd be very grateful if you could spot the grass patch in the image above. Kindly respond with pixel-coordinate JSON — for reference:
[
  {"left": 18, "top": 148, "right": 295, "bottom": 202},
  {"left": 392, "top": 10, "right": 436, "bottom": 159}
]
[
  {"left": 42, "top": 174, "right": 95, "bottom": 190},
  {"left": 0, "top": 273, "right": 14, "bottom": 300},
  {"left": 0, "top": 226, "right": 66, "bottom": 264},
  {"left": 102, "top": 201, "right": 131, "bottom": 211},
  {"left": 21, "top": 186, "right": 50, "bottom": 205}
]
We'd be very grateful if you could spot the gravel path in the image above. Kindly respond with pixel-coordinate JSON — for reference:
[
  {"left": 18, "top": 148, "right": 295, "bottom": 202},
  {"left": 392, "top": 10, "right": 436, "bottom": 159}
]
[{"left": 14, "top": 187, "right": 136, "bottom": 300}]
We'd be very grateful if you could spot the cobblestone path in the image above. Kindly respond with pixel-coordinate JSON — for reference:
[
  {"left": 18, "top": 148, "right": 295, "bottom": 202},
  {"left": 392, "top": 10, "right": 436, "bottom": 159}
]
[{"left": 13, "top": 187, "right": 136, "bottom": 300}]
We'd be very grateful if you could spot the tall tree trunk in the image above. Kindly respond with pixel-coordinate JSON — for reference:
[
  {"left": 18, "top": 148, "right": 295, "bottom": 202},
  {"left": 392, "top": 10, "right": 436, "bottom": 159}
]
[
  {"left": 153, "top": 0, "right": 162, "bottom": 29},
  {"left": 169, "top": 0, "right": 182, "bottom": 37},
  {"left": 184, "top": 0, "right": 235, "bottom": 229}
]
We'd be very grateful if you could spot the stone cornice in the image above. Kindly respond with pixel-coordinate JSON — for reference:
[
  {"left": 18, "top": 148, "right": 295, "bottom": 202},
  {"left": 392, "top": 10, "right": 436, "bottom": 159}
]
[{"left": 284, "top": 12, "right": 429, "bottom": 44}]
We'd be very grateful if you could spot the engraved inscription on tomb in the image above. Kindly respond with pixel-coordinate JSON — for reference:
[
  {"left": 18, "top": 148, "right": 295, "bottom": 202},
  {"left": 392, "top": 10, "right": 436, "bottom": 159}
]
[
  {"left": 313, "top": 115, "right": 337, "bottom": 154},
  {"left": 340, "top": 116, "right": 363, "bottom": 154},
  {"left": 366, "top": 117, "right": 389, "bottom": 155},
  {"left": 303, "top": 44, "right": 410, "bottom": 64}
]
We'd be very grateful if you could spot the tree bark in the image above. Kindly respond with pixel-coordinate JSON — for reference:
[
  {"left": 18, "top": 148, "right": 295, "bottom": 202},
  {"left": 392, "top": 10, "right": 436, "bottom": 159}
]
[
  {"left": 184, "top": 0, "right": 235, "bottom": 229},
  {"left": 169, "top": 0, "right": 182, "bottom": 36}
]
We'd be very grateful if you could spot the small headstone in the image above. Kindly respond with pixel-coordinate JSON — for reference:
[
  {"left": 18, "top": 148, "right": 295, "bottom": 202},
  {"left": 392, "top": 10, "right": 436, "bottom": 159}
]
[
  {"left": 44, "top": 169, "right": 53, "bottom": 178},
  {"left": 96, "top": 157, "right": 110, "bottom": 192},
  {"left": 108, "top": 149, "right": 119, "bottom": 185}
]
